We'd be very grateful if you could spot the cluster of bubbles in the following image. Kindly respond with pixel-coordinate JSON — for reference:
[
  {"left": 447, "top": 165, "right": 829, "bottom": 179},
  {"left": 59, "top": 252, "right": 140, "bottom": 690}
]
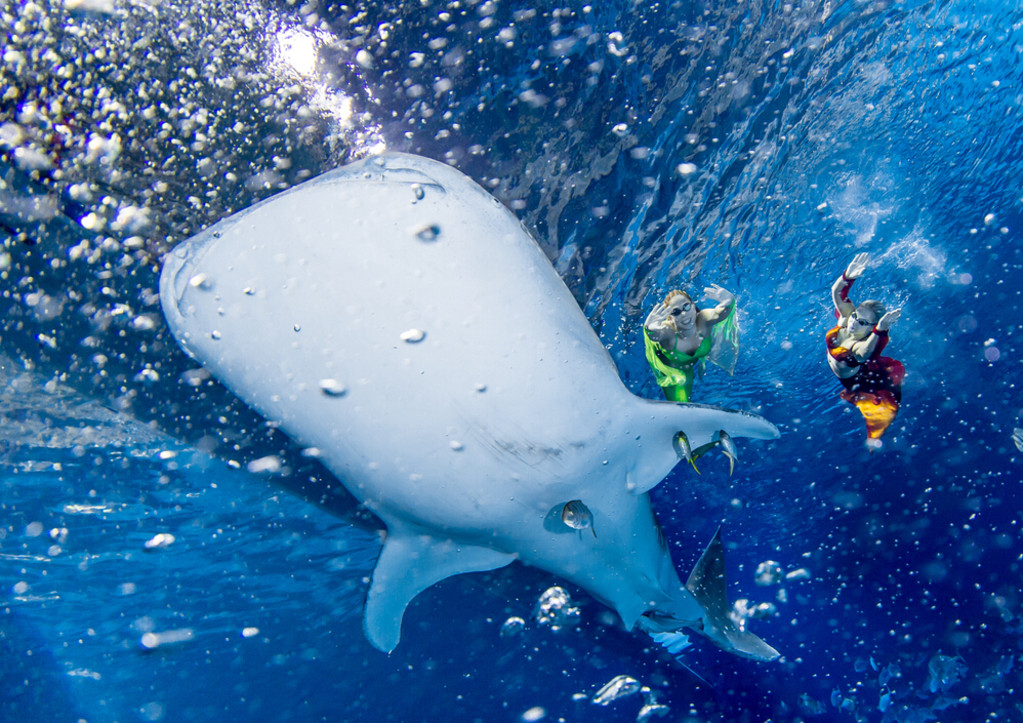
[
  {"left": 532, "top": 585, "right": 580, "bottom": 632},
  {"left": 497, "top": 585, "right": 580, "bottom": 641},
  {"left": 0, "top": 0, "right": 384, "bottom": 466},
  {"left": 589, "top": 674, "right": 669, "bottom": 722},
  {"left": 502, "top": 587, "right": 672, "bottom": 722},
  {"left": 812, "top": 652, "right": 974, "bottom": 722},
  {"left": 728, "top": 557, "right": 813, "bottom": 632}
]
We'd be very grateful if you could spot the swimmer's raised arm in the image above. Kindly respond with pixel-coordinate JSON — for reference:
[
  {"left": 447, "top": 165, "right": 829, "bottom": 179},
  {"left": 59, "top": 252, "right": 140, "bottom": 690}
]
[
  {"left": 698, "top": 284, "right": 735, "bottom": 326},
  {"left": 832, "top": 252, "right": 870, "bottom": 318},
  {"left": 643, "top": 301, "right": 675, "bottom": 345}
]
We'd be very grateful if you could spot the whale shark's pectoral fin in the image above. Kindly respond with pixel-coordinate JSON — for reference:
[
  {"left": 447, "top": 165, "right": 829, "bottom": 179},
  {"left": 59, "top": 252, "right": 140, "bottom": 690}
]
[
  {"left": 627, "top": 400, "right": 779, "bottom": 496},
  {"left": 364, "top": 526, "right": 516, "bottom": 653},
  {"left": 685, "top": 527, "right": 780, "bottom": 662}
]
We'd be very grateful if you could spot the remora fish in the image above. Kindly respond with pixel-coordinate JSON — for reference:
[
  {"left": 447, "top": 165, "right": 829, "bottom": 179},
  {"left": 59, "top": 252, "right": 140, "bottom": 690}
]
[
  {"left": 561, "top": 499, "right": 597, "bottom": 537},
  {"left": 159, "top": 153, "right": 780, "bottom": 660}
]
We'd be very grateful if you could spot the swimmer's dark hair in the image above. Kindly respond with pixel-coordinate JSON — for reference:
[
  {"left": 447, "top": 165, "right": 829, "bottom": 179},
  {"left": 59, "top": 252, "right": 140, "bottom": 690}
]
[{"left": 858, "top": 300, "right": 886, "bottom": 322}]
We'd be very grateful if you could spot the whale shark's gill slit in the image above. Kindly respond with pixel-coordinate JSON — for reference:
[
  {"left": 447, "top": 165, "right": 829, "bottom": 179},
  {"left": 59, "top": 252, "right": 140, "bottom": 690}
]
[{"left": 654, "top": 517, "right": 668, "bottom": 552}]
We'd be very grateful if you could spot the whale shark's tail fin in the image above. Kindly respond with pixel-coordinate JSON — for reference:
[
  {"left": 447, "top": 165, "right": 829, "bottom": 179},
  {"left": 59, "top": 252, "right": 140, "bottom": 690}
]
[{"left": 686, "top": 527, "right": 780, "bottom": 662}]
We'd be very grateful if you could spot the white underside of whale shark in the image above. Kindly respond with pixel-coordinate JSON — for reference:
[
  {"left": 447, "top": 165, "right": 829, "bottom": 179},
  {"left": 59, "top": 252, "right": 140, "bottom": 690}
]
[{"left": 159, "top": 152, "right": 780, "bottom": 661}]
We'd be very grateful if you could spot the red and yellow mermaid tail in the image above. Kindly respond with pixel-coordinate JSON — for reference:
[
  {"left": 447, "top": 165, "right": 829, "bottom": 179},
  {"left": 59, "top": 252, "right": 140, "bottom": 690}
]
[
  {"left": 839, "top": 357, "right": 905, "bottom": 440},
  {"left": 842, "top": 389, "right": 900, "bottom": 439}
]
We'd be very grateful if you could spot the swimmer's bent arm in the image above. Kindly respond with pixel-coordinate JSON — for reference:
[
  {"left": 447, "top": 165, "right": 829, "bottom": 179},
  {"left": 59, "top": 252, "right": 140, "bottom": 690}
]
[
  {"left": 848, "top": 332, "right": 883, "bottom": 363},
  {"left": 848, "top": 309, "right": 900, "bottom": 362},
  {"left": 833, "top": 252, "right": 870, "bottom": 318},
  {"left": 698, "top": 284, "right": 735, "bottom": 326}
]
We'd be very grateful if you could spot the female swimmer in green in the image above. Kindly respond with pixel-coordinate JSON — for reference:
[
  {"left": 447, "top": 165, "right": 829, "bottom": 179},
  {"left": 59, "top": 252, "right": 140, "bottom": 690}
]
[{"left": 643, "top": 285, "right": 736, "bottom": 402}]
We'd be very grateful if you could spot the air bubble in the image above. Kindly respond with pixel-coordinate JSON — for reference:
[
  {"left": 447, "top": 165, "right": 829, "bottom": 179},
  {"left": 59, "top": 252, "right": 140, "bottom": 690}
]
[
  {"left": 319, "top": 379, "right": 347, "bottom": 397},
  {"left": 181, "top": 368, "right": 210, "bottom": 386},
  {"left": 131, "top": 315, "right": 158, "bottom": 331},
  {"left": 188, "top": 273, "right": 211, "bottom": 289},
  {"left": 534, "top": 586, "right": 580, "bottom": 630},
  {"left": 247, "top": 456, "right": 282, "bottom": 474},
  {"left": 140, "top": 628, "right": 194, "bottom": 650},
  {"left": 755, "top": 560, "right": 783, "bottom": 586},
  {"left": 591, "top": 675, "right": 640, "bottom": 706},
  {"left": 400, "top": 328, "right": 425, "bottom": 343},
  {"left": 144, "top": 533, "right": 175, "bottom": 550},
  {"left": 412, "top": 223, "right": 441, "bottom": 242},
  {"left": 355, "top": 49, "right": 374, "bottom": 69},
  {"left": 500, "top": 616, "right": 525, "bottom": 638}
]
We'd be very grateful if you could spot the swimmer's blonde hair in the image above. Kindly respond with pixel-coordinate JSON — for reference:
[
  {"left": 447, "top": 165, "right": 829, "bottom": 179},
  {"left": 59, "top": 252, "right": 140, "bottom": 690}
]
[{"left": 664, "top": 289, "right": 693, "bottom": 305}]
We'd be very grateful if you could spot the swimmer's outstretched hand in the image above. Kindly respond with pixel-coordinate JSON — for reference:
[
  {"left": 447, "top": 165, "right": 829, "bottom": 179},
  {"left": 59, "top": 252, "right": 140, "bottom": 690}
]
[
  {"left": 644, "top": 301, "right": 672, "bottom": 331},
  {"left": 845, "top": 252, "right": 870, "bottom": 279},
  {"left": 876, "top": 308, "right": 901, "bottom": 332},
  {"left": 703, "top": 284, "right": 734, "bottom": 305}
]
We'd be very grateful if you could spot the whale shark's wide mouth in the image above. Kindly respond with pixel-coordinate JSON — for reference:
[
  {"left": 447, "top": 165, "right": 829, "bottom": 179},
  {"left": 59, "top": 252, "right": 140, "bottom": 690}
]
[
  {"left": 159, "top": 154, "right": 450, "bottom": 328},
  {"left": 159, "top": 230, "right": 221, "bottom": 358}
]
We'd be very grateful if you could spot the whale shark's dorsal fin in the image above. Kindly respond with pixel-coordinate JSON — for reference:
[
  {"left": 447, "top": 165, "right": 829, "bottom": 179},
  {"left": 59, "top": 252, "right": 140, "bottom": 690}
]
[
  {"left": 685, "top": 527, "right": 780, "bottom": 661},
  {"left": 685, "top": 526, "right": 729, "bottom": 611},
  {"left": 364, "top": 526, "right": 516, "bottom": 652}
]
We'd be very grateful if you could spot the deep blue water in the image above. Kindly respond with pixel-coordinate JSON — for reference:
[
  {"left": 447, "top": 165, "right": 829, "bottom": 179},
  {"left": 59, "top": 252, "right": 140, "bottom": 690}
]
[{"left": 2, "top": 0, "right": 1023, "bottom": 720}]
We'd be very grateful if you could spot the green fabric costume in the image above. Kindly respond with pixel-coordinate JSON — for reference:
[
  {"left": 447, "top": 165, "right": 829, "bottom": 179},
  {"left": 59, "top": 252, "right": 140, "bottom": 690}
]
[{"left": 643, "top": 305, "right": 738, "bottom": 402}]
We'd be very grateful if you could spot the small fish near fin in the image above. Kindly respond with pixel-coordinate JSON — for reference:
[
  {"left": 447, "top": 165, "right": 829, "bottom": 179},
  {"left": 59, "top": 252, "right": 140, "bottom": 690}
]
[
  {"left": 685, "top": 527, "right": 780, "bottom": 662},
  {"left": 364, "top": 526, "right": 516, "bottom": 652},
  {"left": 672, "top": 432, "right": 701, "bottom": 474},
  {"left": 715, "top": 430, "right": 738, "bottom": 476}
]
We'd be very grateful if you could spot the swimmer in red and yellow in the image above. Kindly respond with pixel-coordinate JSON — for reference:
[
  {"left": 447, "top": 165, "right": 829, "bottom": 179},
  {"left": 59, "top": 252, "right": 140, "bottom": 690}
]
[{"left": 826, "top": 253, "right": 905, "bottom": 445}]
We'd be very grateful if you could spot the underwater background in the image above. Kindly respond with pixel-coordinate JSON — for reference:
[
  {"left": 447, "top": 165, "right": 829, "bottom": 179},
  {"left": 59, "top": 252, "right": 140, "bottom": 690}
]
[{"left": 2, "top": 0, "right": 1022, "bottom": 720}]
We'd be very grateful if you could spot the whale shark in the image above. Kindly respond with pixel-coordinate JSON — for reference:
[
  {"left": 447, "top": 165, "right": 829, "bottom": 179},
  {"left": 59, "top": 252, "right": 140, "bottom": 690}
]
[{"left": 159, "top": 152, "right": 780, "bottom": 660}]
